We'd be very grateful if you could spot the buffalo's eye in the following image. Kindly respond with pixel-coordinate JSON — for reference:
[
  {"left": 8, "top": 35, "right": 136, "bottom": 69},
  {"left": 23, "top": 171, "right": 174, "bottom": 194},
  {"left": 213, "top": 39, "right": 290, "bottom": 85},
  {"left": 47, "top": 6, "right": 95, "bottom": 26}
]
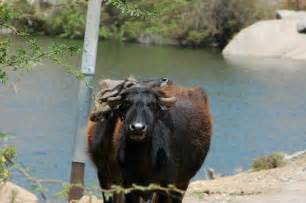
[{"left": 121, "top": 100, "right": 132, "bottom": 110}]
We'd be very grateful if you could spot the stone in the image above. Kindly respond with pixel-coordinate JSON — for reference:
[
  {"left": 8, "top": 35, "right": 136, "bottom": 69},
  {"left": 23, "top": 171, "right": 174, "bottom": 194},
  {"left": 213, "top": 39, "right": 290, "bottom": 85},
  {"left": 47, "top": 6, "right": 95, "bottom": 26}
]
[
  {"left": 276, "top": 10, "right": 306, "bottom": 20},
  {"left": 0, "top": 181, "right": 39, "bottom": 203},
  {"left": 223, "top": 20, "right": 306, "bottom": 61},
  {"left": 297, "top": 19, "right": 306, "bottom": 33},
  {"left": 0, "top": 28, "right": 13, "bottom": 35},
  {"left": 70, "top": 195, "right": 103, "bottom": 203}
]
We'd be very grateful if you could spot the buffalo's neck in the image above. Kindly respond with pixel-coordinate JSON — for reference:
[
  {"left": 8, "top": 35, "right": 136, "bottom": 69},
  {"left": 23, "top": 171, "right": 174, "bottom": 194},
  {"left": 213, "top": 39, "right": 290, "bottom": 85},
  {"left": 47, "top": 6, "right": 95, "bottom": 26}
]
[
  {"left": 125, "top": 138, "right": 153, "bottom": 164},
  {"left": 120, "top": 119, "right": 173, "bottom": 169},
  {"left": 118, "top": 122, "right": 173, "bottom": 185},
  {"left": 120, "top": 138, "right": 154, "bottom": 184}
]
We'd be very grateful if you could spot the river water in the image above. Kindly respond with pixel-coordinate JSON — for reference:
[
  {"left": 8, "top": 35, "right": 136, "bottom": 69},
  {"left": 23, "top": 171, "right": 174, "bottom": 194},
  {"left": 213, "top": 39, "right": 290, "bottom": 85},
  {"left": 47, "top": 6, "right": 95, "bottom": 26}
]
[{"left": 1, "top": 37, "right": 306, "bottom": 197}]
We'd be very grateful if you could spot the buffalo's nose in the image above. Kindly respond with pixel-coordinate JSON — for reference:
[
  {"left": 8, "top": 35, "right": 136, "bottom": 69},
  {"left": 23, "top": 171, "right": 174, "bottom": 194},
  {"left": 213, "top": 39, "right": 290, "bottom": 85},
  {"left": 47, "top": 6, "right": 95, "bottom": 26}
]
[{"left": 129, "top": 122, "right": 147, "bottom": 133}]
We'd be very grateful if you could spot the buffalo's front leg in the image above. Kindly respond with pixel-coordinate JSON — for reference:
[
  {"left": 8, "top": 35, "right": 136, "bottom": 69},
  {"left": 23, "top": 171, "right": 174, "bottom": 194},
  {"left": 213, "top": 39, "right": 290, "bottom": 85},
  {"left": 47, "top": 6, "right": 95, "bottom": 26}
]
[
  {"left": 125, "top": 192, "right": 143, "bottom": 203},
  {"left": 97, "top": 169, "right": 116, "bottom": 203}
]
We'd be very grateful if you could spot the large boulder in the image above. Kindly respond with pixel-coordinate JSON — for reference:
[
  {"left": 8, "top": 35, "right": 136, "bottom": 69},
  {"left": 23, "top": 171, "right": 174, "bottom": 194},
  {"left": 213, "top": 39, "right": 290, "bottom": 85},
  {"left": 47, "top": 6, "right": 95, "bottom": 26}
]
[
  {"left": 297, "top": 20, "right": 306, "bottom": 33},
  {"left": 0, "top": 28, "right": 13, "bottom": 35},
  {"left": 276, "top": 10, "right": 306, "bottom": 20},
  {"left": 71, "top": 196, "right": 103, "bottom": 203},
  {"left": 276, "top": 10, "right": 306, "bottom": 34},
  {"left": 0, "top": 181, "right": 39, "bottom": 203},
  {"left": 223, "top": 20, "right": 306, "bottom": 61}
]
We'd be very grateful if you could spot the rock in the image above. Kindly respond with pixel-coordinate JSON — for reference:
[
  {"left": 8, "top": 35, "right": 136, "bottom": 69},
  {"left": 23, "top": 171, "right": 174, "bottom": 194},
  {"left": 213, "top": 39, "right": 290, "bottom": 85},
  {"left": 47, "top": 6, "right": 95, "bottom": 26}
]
[
  {"left": 223, "top": 20, "right": 306, "bottom": 61},
  {"left": 276, "top": 10, "right": 306, "bottom": 34},
  {"left": 276, "top": 10, "right": 306, "bottom": 20},
  {"left": 0, "top": 181, "right": 39, "bottom": 203},
  {"left": 70, "top": 195, "right": 103, "bottom": 203},
  {"left": 0, "top": 28, "right": 13, "bottom": 35},
  {"left": 207, "top": 168, "right": 216, "bottom": 180},
  {"left": 297, "top": 20, "right": 306, "bottom": 33},
  {"left": 284, "top": 150, "right": 306, "bottom": 160}
]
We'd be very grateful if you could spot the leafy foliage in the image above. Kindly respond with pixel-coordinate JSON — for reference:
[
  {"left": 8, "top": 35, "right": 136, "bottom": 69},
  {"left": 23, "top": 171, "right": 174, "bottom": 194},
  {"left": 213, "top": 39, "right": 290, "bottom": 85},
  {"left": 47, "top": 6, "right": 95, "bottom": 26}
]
[
  {"left": 0, "top": 0, "right": 45, "bottom": 33},
  {"left": 0, "top": 2, "right": 15, "bottom": 25},
  {"left": 0, "top": 1, "right": 81, "bottom": 83},
  {"left": 0, "top": 0, "right": 154, "bottom": 39},
  {"left": 118, "top": 0, "right": 273, "bottom": 48},
  {"left": 0, "top": 36, "right": 82, "bottom": 84},
  {"left": 0, "top": 132, "right": 16, "bottom": 181},
  {"left": 45, "top": 3, "right": 86, "bottom": 39},
  {"left": 105, "top": 0, "right": 157, "bottom": 17}
]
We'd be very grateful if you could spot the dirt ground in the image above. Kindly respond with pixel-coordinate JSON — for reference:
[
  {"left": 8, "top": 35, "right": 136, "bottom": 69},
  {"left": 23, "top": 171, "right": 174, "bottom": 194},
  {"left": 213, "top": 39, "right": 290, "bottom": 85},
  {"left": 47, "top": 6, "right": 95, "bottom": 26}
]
[{"left": 184, "top": 152, "right": 306, "bottom": 203}]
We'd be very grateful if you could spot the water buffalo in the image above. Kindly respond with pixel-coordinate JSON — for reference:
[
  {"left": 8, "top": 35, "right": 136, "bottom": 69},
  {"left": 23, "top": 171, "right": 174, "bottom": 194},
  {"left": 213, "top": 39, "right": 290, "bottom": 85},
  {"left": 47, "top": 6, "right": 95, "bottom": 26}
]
[{"left": 87, "top": 79, "right": 212, "bottom": 203}]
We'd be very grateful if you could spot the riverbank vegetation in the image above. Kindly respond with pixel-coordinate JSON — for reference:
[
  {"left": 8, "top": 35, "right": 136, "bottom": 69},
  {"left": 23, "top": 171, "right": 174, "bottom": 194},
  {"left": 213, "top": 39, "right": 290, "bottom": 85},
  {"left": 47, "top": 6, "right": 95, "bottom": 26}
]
[
  {"left": 252, "top": 152, "right": 287, "bottom": 171},
  {"left": 0, "top": 133, "right": 16, "bottom": 181},
  {"left": 1, "top": 0, "right": 276, "bottom": 49}
]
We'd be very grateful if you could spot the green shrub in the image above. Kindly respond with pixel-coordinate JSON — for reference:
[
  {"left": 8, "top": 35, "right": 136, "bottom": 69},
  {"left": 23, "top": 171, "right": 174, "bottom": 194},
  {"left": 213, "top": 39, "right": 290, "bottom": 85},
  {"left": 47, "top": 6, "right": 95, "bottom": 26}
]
[
  {"left": 118, "top": 0, "right": 273, "bottom": 48},
  {"left": 10, "top": 0, "right": 41, "bottom": 33},
  {"left": 121, "top": 21, "right": 146, "bottom": 41},
  {"left": 252, "top": 152, "right": 287, "bottom": 171},
  {"left": 0, "top": 2, "right": 15, "bottom": 25},
  {"left": 99, "top": 26, "right": 113, "bottom": 39},
  {"left": 0, "top": 132, "right": 16, "bottom": 181},
  {"left": 0, "top": 0, "right": 46, "bottom": 34},
  {"left": 172, "top": 0, "right": 273, "bottom": 48},
  {"left": 45, "top": 5, "right": 86, "bottom": 39}
]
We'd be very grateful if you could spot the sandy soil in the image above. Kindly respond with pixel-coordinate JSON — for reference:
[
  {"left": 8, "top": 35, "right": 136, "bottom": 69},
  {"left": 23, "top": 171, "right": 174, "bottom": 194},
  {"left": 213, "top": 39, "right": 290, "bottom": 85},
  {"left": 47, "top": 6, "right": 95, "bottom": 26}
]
[{"left": 184, "top": 152, "right": 306, "bottom": 203}]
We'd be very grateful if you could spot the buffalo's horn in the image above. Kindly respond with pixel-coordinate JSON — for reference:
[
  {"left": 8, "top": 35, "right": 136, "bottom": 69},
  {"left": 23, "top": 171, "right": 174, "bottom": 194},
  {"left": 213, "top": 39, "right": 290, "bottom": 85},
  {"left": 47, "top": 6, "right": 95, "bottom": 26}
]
[
  {"left": 101, "top": 89, "right": 119, "bottom": 101},
  {"left": 102, "top": 105, "right": 112, "bottom": 112},
  {"left": 106, "top": 95, "right": 122, "bottom": 107},
  {"left": 124, "top": 80, "right": 137, "bottom": 88},
  {"left": 107, "top": 95, "right": 122, "bottom": 102},
  {"left": 159, "top": 96, "right": 177, "bottom": 108}
]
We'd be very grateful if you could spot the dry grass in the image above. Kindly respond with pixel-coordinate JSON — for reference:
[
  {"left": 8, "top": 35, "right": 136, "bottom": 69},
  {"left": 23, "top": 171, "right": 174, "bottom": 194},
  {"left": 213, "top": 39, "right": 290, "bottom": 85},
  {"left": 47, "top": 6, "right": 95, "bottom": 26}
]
[{"left": 252, "top": 152, "right": 287, "bottom": 171}]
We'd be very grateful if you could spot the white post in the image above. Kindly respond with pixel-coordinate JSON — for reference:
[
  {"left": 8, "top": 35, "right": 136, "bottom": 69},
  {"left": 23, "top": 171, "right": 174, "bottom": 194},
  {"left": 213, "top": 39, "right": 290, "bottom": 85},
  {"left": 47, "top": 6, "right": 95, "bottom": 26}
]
[{"left": 69, "top": 0, "right": 102, "bottom": 201}]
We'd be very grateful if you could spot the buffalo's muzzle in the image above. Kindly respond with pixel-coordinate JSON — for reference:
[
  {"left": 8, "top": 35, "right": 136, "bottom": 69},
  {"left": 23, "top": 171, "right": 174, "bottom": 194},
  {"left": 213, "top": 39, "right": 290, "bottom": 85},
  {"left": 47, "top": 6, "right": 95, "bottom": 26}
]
[{"left": 128, "top": 122, "right": 147, "bottom": 141}]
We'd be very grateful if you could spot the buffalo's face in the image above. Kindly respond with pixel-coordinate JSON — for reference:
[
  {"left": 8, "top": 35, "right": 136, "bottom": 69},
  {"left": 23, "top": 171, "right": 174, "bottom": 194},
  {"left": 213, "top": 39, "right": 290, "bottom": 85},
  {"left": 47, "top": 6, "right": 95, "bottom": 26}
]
[{"left": 117, "top": 86, "right": 176, "bottom": 142}]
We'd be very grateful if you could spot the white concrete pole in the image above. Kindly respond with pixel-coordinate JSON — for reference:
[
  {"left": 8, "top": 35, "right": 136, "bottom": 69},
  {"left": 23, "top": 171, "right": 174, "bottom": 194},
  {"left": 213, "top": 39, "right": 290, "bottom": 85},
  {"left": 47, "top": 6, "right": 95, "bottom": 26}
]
[{"left": 69, "top": 0, "right": 102, "bottom": 201}]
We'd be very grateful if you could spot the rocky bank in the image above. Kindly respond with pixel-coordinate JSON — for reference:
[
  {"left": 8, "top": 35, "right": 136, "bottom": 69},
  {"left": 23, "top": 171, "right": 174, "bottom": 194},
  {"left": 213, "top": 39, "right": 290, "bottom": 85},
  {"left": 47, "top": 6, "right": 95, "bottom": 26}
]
[
  {"left": 223, "top": 10, "right": 306, "bottom": 61},
  {"left": 185, "top": 151, "right": 306, "bottom": 203},
  {"left": 0, "top": 181, "right": 38, "bottom": 203}
]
